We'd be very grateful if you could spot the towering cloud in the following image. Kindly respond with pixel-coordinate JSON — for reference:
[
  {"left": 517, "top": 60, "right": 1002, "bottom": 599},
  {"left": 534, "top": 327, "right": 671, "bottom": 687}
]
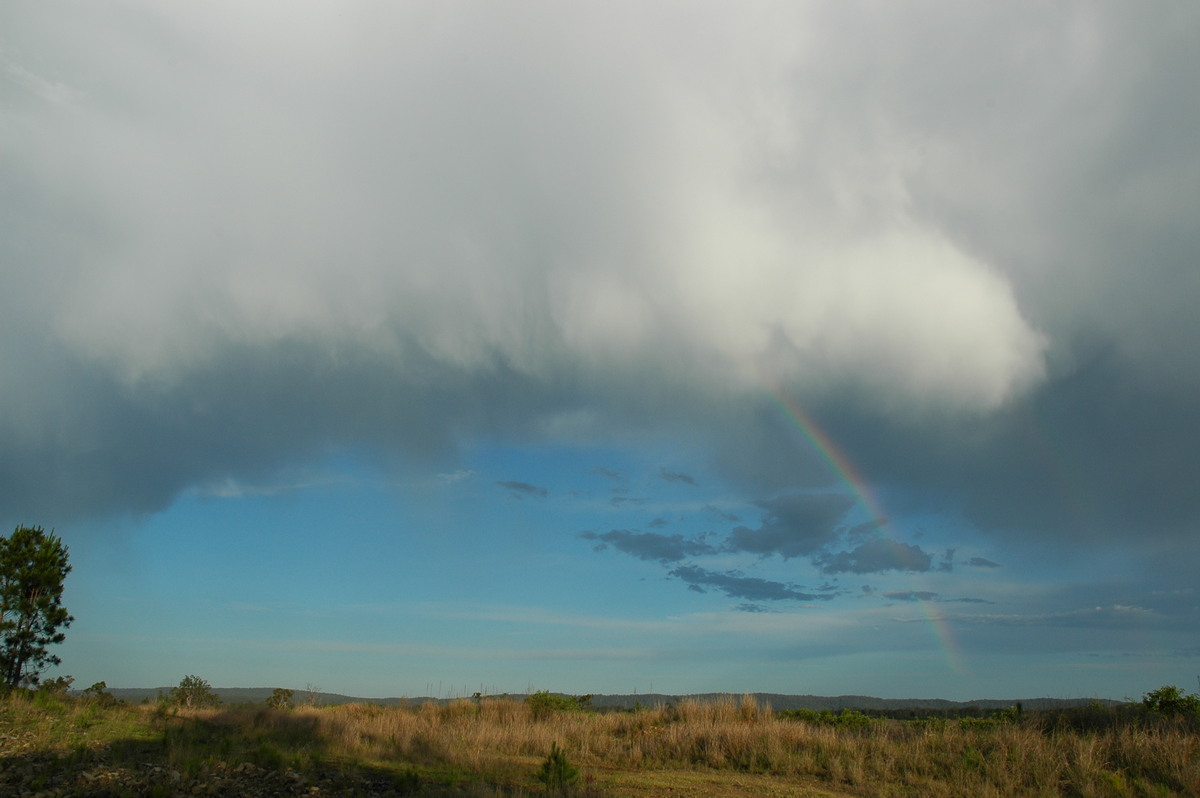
[{"left": 1, "top": 1, "right": 1197, "bottom": 575}]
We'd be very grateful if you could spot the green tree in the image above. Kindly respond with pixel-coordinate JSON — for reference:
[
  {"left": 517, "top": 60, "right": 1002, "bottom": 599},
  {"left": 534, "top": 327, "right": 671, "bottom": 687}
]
[
  {"left": 266, "top": 687, "right": 294, "bottom": 709},
  {"left": 0, "top": 526, "right": 73, "bottom": 690},
  {"left": 170, "top": 674, "right": 222, "bottom": 709},
  {"left": 1142, "top": 685, "right": 1200, "bottom": 715},
  {"left": 83, "top": 680, "right": 119, "bottom": 706}
]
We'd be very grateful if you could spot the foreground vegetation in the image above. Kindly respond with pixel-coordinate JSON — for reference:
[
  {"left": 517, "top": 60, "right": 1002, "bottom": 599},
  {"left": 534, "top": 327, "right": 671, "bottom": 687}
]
[{"left": 2, "top": 688, "right": 1198, "bottom": 797}]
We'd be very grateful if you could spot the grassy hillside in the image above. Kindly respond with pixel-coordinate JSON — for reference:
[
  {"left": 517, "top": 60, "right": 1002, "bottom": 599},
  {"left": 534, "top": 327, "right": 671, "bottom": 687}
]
[{"left": 4, "top": 690, "right": 1196, "bottom": 796}]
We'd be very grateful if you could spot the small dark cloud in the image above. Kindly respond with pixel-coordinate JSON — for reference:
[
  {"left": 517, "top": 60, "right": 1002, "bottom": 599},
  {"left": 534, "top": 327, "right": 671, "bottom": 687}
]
[
  {"left": 734, "top": 603, "right": 771, "bottom": 613},
  {"left": 648, "top": 517, "right": 669, "bottom": 528},
  {"left": 668, "top": 564, "right": 827, "bottom": 602},
  {"left": 496, "top": 480, "right": 548, "bottom": 499},
  {"left": 938, "top": 548, "right": 956, "bottom": 573},
  {"left": 818, "top": 538, "right": 934, "bottom": 574},
  {"left": 888, "top": 592, "right": 989, "bottom": 605},
  {"left": 726, "top": 493, "right": 854, "bottom": 559},
  {"left": 610, "top": 496, "right": 645, "bottom": 507},
  {"left": 594, "top": 467, "right": 624, "bottom": 481},
  {"left": 659, "top": 467, "right": 697, "bottom": 486},
  {"left": 580, "top": 529, "right": 719, "bottom": 562},
  {"left": 882, "top": 590, "right": 939, "bottom": 602},
  {"left": 968, "top": 556, "right": 1001, "bottom": 568},
  {"left": 704, "top": 504, "right": 740, "bottom": 523}
]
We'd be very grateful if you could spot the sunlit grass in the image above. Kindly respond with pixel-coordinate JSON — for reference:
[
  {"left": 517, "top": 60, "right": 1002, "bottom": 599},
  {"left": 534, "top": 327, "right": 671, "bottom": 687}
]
[{"left": 2, "top": 691, "right": 1197, "bottom": 796}]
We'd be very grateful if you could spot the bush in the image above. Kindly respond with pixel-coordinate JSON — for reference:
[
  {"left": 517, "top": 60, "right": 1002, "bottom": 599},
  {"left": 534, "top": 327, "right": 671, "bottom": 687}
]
[
  {"left": 1142, "top": 685, "right": 1200, "bottom": 716},
  {"left": 536, "top": 741, "right": 579, "bottom": 793},
  {"left": 169, "top": 675, "right": 221, "bottom": 709},
  {"left": 83, "top": 680, "right": 120, "bottom": 707},
  {"left": 526, "top": 690, "right": 589, "bottom": 719},
  {"left": 778, "top": 707, "right": 879, "bottom": 729},
  {"left": 36, "top": 674, "right": 74, "bottom": 697}
]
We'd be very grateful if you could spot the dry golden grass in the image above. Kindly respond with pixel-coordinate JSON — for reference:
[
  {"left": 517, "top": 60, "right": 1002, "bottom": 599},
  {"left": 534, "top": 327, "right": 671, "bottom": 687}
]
[
  {"left": 277, "top": 694, "right": 1200, "bottom": 796},
  {"left": 3, "top": 692, "right": 1198, "bottom": 796}
]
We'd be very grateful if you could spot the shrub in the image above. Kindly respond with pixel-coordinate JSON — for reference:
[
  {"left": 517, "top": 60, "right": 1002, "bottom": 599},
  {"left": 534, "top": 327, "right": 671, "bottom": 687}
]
[
  {"left": 36, "top": 674, "right": 74, "bottom": 697},
  {"left": 526, "top": 690, "right": 588, "bottom": 719},
  {"left": 779, "top": 707, "right": 878, "bottom": 729},
  {"left": 266, "top": 687, "right": 294, "bottom": 710},
  {"left": 83, "top": 680, "right": 120, "bottom": 707},
  {"left": 536, "top": 741, "right": 579, "bottom": 793},
  {"left": 169, "top": 674, "right": 221, "bottom": 709},
  {"left": 1142, "top": 685, "right": 1200, "bottom": 716}
]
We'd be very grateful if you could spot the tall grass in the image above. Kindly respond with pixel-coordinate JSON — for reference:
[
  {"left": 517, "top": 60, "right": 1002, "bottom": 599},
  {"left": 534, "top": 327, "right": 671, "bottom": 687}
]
[
  {"left": 270, "top": 694, "right": 1200, "bottom": 795},
  {"left": 3, "top": 692, "right": 1197, "bottom": 796}
]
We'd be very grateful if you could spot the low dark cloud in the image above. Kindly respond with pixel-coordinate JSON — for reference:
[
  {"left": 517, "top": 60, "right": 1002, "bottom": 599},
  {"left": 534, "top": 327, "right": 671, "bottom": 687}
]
[
  {"left": 968, "top": 557, "right": 1001, "bottom": 569},
  {"left": 610, "top": 496, "right": 645, "bottom": 507},
  {"left": 580, "top": 530, "right": 718, "bottom": 563},
  {"left": 496, "top": 481, "right": 548, "bottom": 499},
  {"left": 882, "top": 591, "right": 939, "bottom": 602},
  {"left": 1, "top": 340, "right": 557, "bottom": 523},
  {"left": 648, "top": 518, "right": 669, "bottom": 528},
  {"left": 659, "top": 468, "right": 697, "bottom": 486},
  {"left": 704, "top": 505, "right": 740, "bottom": 523},
  {"left": 818, "top": 539, "right": 934, "bottom": 575},
  {"left": 937, "top": 549, "right": 956, "bottom": 573},
  {"left": 881, "top": 591, "right": 992, "bottom": 605},
  {"left": 668, "top": 565, "right": 827, "bottom": 602},
  {"left": 726, "top": 494, "right": 854, "bottom": 559}
]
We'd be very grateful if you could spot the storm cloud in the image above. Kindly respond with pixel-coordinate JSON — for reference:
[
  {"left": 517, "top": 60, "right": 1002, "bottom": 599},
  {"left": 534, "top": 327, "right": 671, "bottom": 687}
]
[
  {"left": 2, "top": 0, "right": 1199, "bottom": 578},
  {"left": 3, "top": 1, "right": 1199, "bottom": 702}
]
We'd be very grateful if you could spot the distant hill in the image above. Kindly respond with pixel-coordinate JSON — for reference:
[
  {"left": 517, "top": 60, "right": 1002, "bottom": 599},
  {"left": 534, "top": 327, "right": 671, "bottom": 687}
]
[{"left": 98, "top": 687, "right": 1123, "bottom": 711}]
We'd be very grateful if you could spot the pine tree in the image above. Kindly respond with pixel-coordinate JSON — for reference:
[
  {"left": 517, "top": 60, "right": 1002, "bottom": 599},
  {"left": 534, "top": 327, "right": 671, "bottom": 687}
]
[{"left": 0, "top": 526, "right": 73, "bottom": 690}]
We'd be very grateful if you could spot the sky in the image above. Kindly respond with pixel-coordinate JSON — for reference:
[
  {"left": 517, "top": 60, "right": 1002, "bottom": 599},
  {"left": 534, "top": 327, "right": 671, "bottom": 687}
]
[{"left": 2, "top": 1, "right": 1198, "bottom": 702}]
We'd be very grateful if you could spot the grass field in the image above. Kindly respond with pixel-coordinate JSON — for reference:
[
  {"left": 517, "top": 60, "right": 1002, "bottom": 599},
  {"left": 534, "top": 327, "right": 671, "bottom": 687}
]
[{"left": 2, "top": 690, "right": 1197, "bottom": 796}]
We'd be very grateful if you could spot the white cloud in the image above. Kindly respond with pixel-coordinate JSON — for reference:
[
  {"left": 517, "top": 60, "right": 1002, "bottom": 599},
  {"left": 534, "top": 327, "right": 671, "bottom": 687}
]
[
  {"left": 18, "top": 1, "right": 1047, "bottom": 419},
  {"left": 2, "top": 1, "right": 1197, "bottom": 547}
]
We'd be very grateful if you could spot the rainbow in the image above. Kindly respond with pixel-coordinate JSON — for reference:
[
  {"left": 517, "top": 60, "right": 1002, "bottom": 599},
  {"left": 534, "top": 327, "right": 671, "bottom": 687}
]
[{"left": 762, "top": 382, "right": 967, "bottom": 675}]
